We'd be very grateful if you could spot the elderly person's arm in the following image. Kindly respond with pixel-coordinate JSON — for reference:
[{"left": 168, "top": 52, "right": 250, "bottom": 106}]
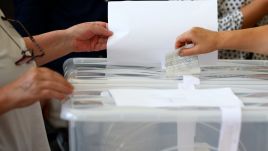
[
  {"left": 24, "top": 22, "right": 112, "bottom": 66},
  {"left": 0, "top": 21, "right": 112, "bottom": 115}
]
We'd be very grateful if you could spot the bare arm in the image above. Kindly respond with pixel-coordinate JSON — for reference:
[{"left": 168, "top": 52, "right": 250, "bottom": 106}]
[
  {"left": 0, "top": 87, "right": 12, "bottom": 115},
  {"left": 0, "top": 22, "right": 112, "bottom": 115},
  {"left": 24, "top": 30, "right": 71, "bottom": 66},
  {"left": 241, "top": 0, "right": 268, "bottom": 28},
  {"left": 218, "top": 0, "right": 268, "bottom": 31},
  {"left": 24, "top": 22, "right": 112, "bottom": 66},
  {"left": 219, "top": 25, "right": 268, "bottom": 54},
  {"left": 175, "top": 25, "right": 268, "bottom": 56}
]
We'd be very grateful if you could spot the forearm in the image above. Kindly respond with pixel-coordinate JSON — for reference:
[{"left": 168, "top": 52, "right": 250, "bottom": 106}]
[
  {"left": 0, "top": 86, "right": 14, "bottom": 115},
  {"left": 241, "top": 1, "right": 268, "bottom": 28},
  {"left": 218, "top": 25, "right": 268, "bottom": 55},
  {"left": 24, "top": 30, "right": 72, "bottom": 66}
]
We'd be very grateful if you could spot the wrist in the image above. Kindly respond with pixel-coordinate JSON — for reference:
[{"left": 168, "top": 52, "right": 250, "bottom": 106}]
[
  {"left": 58, "top": 29, "right": 73, "bottom": 54},
  {"left": 215, "top": 31, "right": 224, "bottom": 50}
]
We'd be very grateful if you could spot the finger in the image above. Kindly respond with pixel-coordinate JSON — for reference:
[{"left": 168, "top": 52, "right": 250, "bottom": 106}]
[
  {"left": 39, "top": 68, "right": 73, "bottom": 89},
  {"left": 175, "top": 40, "right": 186, "bottom": 49},
  {"left": 95, "top": 37, "right": 108, "bottom": 50},
  {"left": 94, "top": 37, "right": 108, "bottom": 50},
  {"left": 81, "top": 36, "right": 108, "bottom": 51},
  {"left": 38, "top": 81, "right": 73, "bottom": 95},
  {"left": 94, "top": 22, "right": 108, "bottom": 28},
  {"left": 93, "top": 43, "right": 107, "bottom": 51},
  {"left": 40, "top": 89, "right": 68, "bottom": 101},
  {"left": 178, "top": 46, "right": 201, "bottom": 56},
  {"left": 90, "top": 24, "right": 113, "bottom": 37},
  {"left": 93, "top": 22, "right": 111, "bottom": 33},
  {"left": 175, "top": 33, "right": 192, "bottom": 49}
]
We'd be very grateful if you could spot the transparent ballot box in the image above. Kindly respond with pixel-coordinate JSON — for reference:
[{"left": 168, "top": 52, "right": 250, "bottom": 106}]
[{"left": 61, "top": 58, "right": 268, "bottom": 151}]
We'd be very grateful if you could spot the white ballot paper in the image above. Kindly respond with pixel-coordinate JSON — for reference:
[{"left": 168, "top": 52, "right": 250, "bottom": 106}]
[
  {"left": 108, "top": 1, "right": 218, "bottom": 67},
  {"left": 109, "top": 88, "right": 243, "bottom": 108}
]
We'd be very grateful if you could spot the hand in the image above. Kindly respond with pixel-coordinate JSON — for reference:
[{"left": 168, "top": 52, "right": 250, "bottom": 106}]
[
  {"left": 66, "top": 22, "right": 113, "bottom": 52},
  {"left": 175, "top": 27, "right": 219, "bottom": 56},
  {"left": 2, "top": 67, "right": 73, "bottom": 111}
]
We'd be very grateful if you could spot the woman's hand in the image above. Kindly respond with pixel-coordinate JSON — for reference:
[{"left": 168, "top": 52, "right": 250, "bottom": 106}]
[
  {"left": 175, "top": 27, "right": 219, "bottom": 56},
  {"left": 0, "top": 67, "right": 73, "bottom": 113},
  {"left": 66, "top": 22, "right": 113, "bottom": 52}
]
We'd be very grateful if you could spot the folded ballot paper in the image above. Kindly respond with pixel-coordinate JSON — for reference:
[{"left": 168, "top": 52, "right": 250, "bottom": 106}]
[{"left": 107, "top": 0, "right": 218, "bottom": 72}]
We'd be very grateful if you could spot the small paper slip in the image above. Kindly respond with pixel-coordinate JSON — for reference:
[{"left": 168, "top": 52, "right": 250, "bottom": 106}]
[
  {"left": 165, "top": 44, "right": 201, "bottom": 76},
  {"left": 109, "top": 88, "right": 243, "bottom": 108},
  {"left": 107, "top": 1, "right": 218, "bottom": 67}
]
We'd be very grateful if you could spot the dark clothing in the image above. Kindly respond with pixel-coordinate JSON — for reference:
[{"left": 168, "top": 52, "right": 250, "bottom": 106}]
[{"left": 13, "top": 0, "right": 109, "bottom": 74}]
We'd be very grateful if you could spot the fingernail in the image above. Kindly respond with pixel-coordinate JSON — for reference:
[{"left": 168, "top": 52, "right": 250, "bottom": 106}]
[
  {"left": 67, "top": 87, "right": 73, "bottom": 94},
  {"left": 64, "top": 95, "right": 71, "bottom": 101},
  {"left": 178, "top": 51, "right": 184, "bottom": 56},
  {"left": 69, "top": 84, "right": 74, "bottom": 89}
]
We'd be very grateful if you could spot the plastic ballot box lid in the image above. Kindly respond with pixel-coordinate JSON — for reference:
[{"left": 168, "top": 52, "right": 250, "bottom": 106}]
[{"left": 61, "top": 58, "right": 268, "bottom": 122}]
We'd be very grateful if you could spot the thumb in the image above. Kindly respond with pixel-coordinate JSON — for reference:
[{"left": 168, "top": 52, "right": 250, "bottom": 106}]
[{"left": 90, "top": 24, "right": 113, "bottom": 37}]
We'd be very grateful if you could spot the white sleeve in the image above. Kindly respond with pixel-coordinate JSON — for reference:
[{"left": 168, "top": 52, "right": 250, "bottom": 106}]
[
  {"left": 217, "top": 0, "right": 245, "bottom": 31},
  {"left": 218, "top": 10, "right": 244, "bottom": 31}
]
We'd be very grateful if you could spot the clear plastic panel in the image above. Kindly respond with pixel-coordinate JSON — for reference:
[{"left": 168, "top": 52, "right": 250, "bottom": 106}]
[
  {"left": 63, "top": 58, "right": 268, "bottom": 111},
  {"left": 62, "top": 58, "right": 268, "bottom": 151}
]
